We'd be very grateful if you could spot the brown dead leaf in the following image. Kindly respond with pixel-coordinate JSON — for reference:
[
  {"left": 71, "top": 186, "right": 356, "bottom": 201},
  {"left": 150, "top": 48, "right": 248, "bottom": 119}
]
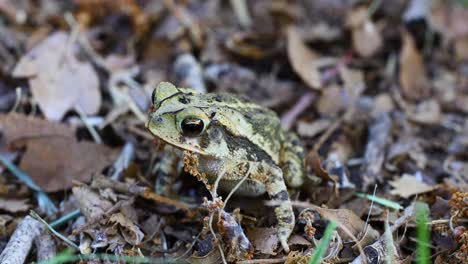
[
  {"left": 313, "top": 207, "right": 380, "bottom": 248},
  {"left": 399, "top": 31, "right": 431, "bottom": 101},
  {"left": 0, "top": 198, "right": 30, "bottom": 213},
  {"left": 308, "top": 151, "right": 338, "bottom": 186},
  {"left": 339, "top": 66, "right": 365, "bottom": 97},
  {"left": 430, "top": 2, "right": 468, "bottom": 40},
  {"left": 407, "top": 99, "right": 442, "bottom": 125},
  {"left": 189, "top": 249, "right": 222, "bottom": 264},
  {"left": 108, "top": 212, "right": 144, "bottom": 245},
  {"left": 12, "top": 31, "right": 101, "bottom": 121},
  {"left": 246, "top": 227, "right": 278, "bottom": 255},
  {"left": 0, "top": 113, "right": 117, "bottom": 192},
  {"left": 317, "top": 85, "right": 345, "bottom": 116},
  {"left": 20, "top": 137, "right": 117, "bottom": 192},
  {"left": 373, "top": 93, "right": 395, "bottom": 114},
  {"left": 390, "top": 174, "right": 435, "bottom": 198},
  {"left": 288, "top": 234, "right": 311, "bottom": 247},
  {"left": 0, "top": 113, "right": 75, "bottom": 145},
  {"left": 287, "top": 26, "right": 322, "bottom": 89},
  {"left": 347, "top": 6, "right": 382, "bottom": 58},
  {"left": 455, "top": 36, "right": 468, "bottom": 61},
  {"left": 73, "top": 186, "right": 113, "bottom": 222},
  {"left": 352, "top": 21, "right": 382, "bottom": 58},
  {"left": 297, "top": 119, "right": 331, "bottom": 138}
]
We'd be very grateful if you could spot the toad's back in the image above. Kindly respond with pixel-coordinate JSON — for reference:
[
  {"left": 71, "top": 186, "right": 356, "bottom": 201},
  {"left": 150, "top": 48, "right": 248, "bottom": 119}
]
[{"left": 187, "top": 92, "right": 284, "bottom": 164}]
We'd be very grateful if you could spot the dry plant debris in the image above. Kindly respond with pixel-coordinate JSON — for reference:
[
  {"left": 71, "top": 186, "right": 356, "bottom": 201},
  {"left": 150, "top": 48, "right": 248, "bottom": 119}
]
[{"left": 0, "top": 0, "right": 466, "bottom": 263}]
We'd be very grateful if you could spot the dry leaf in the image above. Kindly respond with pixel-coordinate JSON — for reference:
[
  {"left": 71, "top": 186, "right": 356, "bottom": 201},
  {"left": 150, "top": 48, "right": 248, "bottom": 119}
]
[
  {"left": 339, "top": 66, "right": 365, "bottom": 95},
  {"left": 288, "top": 234, "right": 311, "bottom": 247},
  {"left": 317, "top": 85, "right": 345, "bottom": 116},
  {"left": 108, "top": 212, "right": 144, "bottom": 245},
  {"left": 430, "top": 2, "right": 468, "bottom": 40},
  {"left": 19, "top": 137, "right": 117, "bottom": 192},
  {"left": 352, "top": 21, "right": 382, "bottom": 58},
  {"left": 0, "top": 113, "right": 75, "bottom": 144},
  {"left": 13, "top": 31, "right": 101, "bottom": 121},
  {"left": 0, "top": 113, "right": 117, "bottom": 192},
  {"left": 0, "top": 198, "right": 30, "bottom": 213},
  {"left": 73, "top": 186, "right": 113, "bottom": 222},
  {"left": 454, "top": 36, "right": 468, "bottom": 61},
  {"left": 346, "top": 6, "right": 382, "bottom": 58},
  {"left": 313, "top": 207, "right": 380, "bottom": 247},
  {"left": 373, "top": 93, "right": 395, "bottom": 114},
  {"left": 407, "top": 99, "right": 441, "bottom": 125},
  {"left": 246, "top": 227, "right": 278, "bottom": 255},
  {"left": 297, "top": 119, "right": 331, "bottom": 138},
  {"left": 399, "top": 31, "right": 431, "bottom": 100},
  {"left": 390, "top": 174, "right": 435, "bottom": 198},
  {"left": 287, "top": 26, "right": 322, "bottom": 89}
]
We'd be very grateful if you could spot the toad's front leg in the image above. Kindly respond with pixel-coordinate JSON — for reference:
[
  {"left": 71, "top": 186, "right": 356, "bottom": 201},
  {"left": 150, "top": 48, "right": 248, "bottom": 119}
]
[{"left": 254, "top": 162, "right": 295, "bottom": 253}]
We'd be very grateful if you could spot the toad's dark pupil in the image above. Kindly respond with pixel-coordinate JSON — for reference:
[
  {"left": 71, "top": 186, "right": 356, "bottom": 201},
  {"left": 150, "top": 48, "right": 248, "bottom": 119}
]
[
  {"left": 181, "top": 118, "right": 204, "bottom": 137},
  {"left": 151, "top": 89, "right": 157, "bottom": 103}
]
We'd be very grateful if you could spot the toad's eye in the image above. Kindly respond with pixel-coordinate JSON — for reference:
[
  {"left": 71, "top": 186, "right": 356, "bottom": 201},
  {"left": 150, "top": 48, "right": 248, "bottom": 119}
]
[{"left": 181, "top": 117, "right": 205, "bottom": 137}]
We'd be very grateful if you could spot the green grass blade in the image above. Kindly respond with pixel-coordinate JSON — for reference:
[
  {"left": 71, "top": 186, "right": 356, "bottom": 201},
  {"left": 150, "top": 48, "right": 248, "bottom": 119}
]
[
  {"left": 355, "top": 192, "right": 403, "bottom": 210},
  {"left": 415, "top": 202, "right": 430, "bottom": 264},
  {"left": 40, "top": 251, "right": 178, "bottom": 264},
  {"left": 308, "top": 221, "right": 337, "bottom": 264}
]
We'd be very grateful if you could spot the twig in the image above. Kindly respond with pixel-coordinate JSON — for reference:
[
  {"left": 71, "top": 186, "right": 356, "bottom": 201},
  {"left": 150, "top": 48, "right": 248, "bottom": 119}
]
[
  {"left": 35, "top": 230, "right": 56, "bottom": 262},
  {"left": 280, "top": 92, "right": 315, "bottom": 130},
  {"left": 312, "top": 115, "right": 344, "bottom": 153},
  {"left": 359, "top": 113, "right": 392, "bottom": 189},
  {"left": 110, "top": 142, "right": 135, "bottom": 180},
  {"left": 174, "top": 53, "right": 206, "bottom": 94},
  {"left": 363, "top": 184, "right": 378, "bottom": 235},
  {"left": 75, "top": 105, "right": 102, "bottom": 144},
  {"left": 163, "top": 0, "right": 203, "bottom": 47},
  {"left": 9, "top": 87, "right": 22, "bottom": 113},
  {"left": 64, "top": 12, "right": 107, "bottom": 71},
  {"left": 209, "top": 211, "right": 228, "bottom": 264},
  {"left": 283, "top": 200, "right": 368, "bottom": 264},
  {"left": 222, "top": 165, "right": 251, "bottom": 212},
  {"left": 91, "top": 176, "right": 193, "bottom": 212},
  {"left": 230, "top": 0, "right": 252, "bottom": 28},
  {"left": 126, "top": 125, "right": 155, "bottom": 141},
  {"left": 207, "top": 169, "right": 228, "bottom": 264},
  {"left": 0, "top": 216, "right": 45, "bottom": 264}
]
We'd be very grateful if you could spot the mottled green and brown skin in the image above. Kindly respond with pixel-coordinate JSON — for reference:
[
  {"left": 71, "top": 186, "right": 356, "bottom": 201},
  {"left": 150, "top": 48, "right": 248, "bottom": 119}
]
[{"left": 146, "top": 82, "right": 305, "bottom": 252}]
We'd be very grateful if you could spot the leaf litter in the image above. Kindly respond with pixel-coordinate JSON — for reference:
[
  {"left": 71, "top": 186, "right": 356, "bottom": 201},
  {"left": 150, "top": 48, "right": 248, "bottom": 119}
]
[{"left": 0, "top": 1, "right": 467, "bottom": 263}]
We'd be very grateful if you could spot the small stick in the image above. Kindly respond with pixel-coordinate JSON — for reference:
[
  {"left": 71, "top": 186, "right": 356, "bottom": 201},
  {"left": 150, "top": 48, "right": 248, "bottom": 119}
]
[
  {"left": 34, "top": 230, "right": 56, "bottom": 262},
  {"left": 173, "top": 53, "right": 206, "bottom": 94},
  {"left": 0, "top": 216, "right": 45, "bottom": 264},
  {"left": 230, "top": 0, "right": 252, "bottom": 28},
  {"left": 280, "top": 92, "right": 315, "bottom": 130},
  {"left": 359, "top": 113, "right": 392, "bottom": 189}
]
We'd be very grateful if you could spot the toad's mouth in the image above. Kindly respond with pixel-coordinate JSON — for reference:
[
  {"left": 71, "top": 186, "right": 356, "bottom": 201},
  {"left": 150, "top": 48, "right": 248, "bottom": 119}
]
[{"left": 148, "top": 131, "right": 211, "bottom": 157}]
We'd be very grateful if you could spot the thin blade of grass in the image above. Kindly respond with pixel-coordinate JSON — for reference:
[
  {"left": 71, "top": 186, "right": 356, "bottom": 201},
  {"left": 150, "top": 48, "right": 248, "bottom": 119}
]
[
  {"left": 49, "top": 209, "right": 82, "bottom": 228},
  {"left": 355, "top": 192, "right": 403, "bottom": 210},
  {"left": 0, "top": 156, "right": 58, "bottom": 215},
  {"left": 40, "top": 250, "right": 178, "bottom": 264},
  {"left": 308, "top": 221, "right": 337, "bottom": 264},
  {"left": 415, "top": 202, "right": 430, "bottom": 264}
]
